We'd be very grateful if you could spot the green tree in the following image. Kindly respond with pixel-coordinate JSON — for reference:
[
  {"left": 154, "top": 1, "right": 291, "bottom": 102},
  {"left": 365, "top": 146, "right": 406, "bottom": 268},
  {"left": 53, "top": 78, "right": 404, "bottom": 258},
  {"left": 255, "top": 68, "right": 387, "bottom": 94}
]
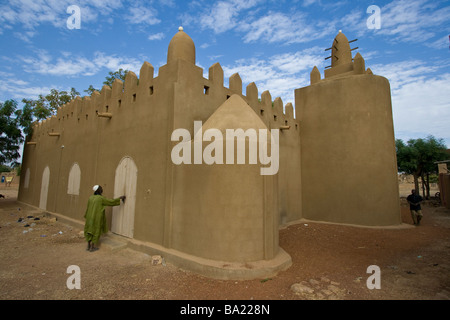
[
  {"left": 0, "top": 99, "right": 24, "bottom": 167},
  {"left": 18, "top": 99, "right": 40, "bottom": 136},
  {"left": 396, "top": 136, "right": 449, "bottom": 198},
  {"left": 0, "top": 164, "right": 12, "bottom": 173},
  {"left": 103, "top": 68, "right": 129, "bottom": 87},
  {"left": 20, "top": 87, "right": 80, "bottom": 136},
  {"left": 3, "top": 68, "right": 129, "bottom": 168},
  {"left": 84, "top": 69, "right": 129, "bottom": 95},
  {"left": 44, "top": 87, "right": 80, "bottom": 112},
  {"left": 84, "top": 85, "right": 98, "bottom": 96}
]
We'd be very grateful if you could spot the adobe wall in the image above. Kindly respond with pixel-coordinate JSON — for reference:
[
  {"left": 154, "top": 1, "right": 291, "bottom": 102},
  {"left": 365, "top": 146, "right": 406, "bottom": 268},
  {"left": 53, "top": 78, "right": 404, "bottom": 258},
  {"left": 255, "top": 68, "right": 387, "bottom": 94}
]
[
  {"left": 17, "top": 29, "right": 300, "bottom": 273},
  {"left": 17, "top": 28, "right": 403, "bottom": 278},
  {"left": 169, "top": 94, "right": 280, "bottom": 262},
  {"left": 161, "top": 57, "right": 302, "bottom": 236},
  {"left": 295, "top": 73, "right": 401, "bottom": 226},
  {"left": 19, "top": 61, "right": 175, "bottom": 245}
]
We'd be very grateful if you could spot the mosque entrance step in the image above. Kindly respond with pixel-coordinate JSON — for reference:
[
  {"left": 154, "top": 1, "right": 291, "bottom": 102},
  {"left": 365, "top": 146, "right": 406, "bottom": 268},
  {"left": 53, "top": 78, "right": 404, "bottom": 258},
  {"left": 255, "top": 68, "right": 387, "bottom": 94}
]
[{"left": 101, "top": 233, "right": 128, "bottom": 251}]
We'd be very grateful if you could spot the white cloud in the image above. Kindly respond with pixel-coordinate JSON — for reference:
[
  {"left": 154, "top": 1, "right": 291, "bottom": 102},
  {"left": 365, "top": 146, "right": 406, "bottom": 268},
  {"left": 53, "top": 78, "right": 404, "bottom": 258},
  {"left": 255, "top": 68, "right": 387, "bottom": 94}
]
[
  {"left": 0, "top": 77, "right": 55, "bottom": 100},
  {"left": 371, "top": 60, "right": 450, "bottom": 146},
  {"left": 0, "top": 0, "right": 124, "bottom": 36},
  {"left": 258, "top": 12, "right": 333, "bottom": 44},
  {"left": 196, "top": 1, "right": 333, "bottom": 45},
  {"left": 199, "top": 0, "right": 261, "bottom": 33},
  {"left": 302, "top": 0, "right": 317, "bottom": 6},
  {"left": 92, "top": 52, "right": 143, "bottom": 75},
  {"left": 222, "top": 49, "right": 324, "bottom": 104},
  {"left": 148, "top": 32, "right": 165, "bottom": 41},
  {"left": 0, "top": 0, "right": 67, "bottom": 30},
  {"left": 336, "top": 0, "right": 450, "bottom": 44},
  {"left": 392, "top": 74, "right": 450, "bottom": 146},
  {"left": 220, "top": 52, "right": 450, "bottom": 145},
  {"left": 126, "top": 6, "right": 161, "bottom": 25},
  {"left": 370, "top": 60, "right": 440, "bottom": 90},
  {"left": 18, "top": 50, "right": 143, "bottom": 77},
  {"left": 13, "top": 30, "right": 36, "bottom": 43},
  {"left": 426, "top": 35, "right": 450, "bottom": 50},
  {"left": 377, "top": 0, "right": 450, "bottom": 42},
  {"left": 269, "top": 48, "right": 324, "bottom": 74},
  {"left": 0, "top": 49, "right": 146, "bottom": 101}
]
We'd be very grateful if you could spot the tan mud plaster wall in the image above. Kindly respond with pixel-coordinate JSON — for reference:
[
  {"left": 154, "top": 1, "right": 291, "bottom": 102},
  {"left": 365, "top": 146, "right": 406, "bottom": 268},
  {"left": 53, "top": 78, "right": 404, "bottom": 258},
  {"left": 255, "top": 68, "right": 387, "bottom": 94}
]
[
  {"left": 18, "top": 29, "right": 401, "bottom": 279},
  {"left": 295, "top": 74, "right": 401, "bottom": 226}
]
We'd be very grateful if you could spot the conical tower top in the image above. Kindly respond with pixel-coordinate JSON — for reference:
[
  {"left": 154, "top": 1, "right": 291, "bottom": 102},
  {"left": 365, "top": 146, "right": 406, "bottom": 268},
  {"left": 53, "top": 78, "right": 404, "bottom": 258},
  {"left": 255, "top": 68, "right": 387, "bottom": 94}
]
[
  {"left": 167, "top": 27, "right": 196, "bottom": 64},
  {"left": 331, "top": 31, "right": 352, "bottom": 68}
]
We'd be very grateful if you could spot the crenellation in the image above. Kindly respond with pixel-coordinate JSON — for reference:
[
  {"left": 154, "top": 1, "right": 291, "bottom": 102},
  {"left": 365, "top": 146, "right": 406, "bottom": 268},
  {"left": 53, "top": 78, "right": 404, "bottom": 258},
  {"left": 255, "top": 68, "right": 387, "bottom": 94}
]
[
  {"left": 259, "top": 90, "right": 273, "bottom": 125},
  {"left": 139, "top": 61, "right": 154, "bottom": 85},
  {"left": 100, "top": 85, "right": 112, "bottom": 109},
  {"left": 56, "top": 105, "right": 64, "bottom": 120},
  {"left": 261, "top": 90, "right": 272, "bottom": 107},
  {"left": 65, "top": 101, "right": 75, "bottom": 124},
  {"left": 73, "top": 96, "right": 82, "bottom": 118},
  {"left": 80, "top": 96, "right": 90, "bottom": 120},
  {"left": 90, "top": 90, "right": 101, "bottom": 112},
  {"left": 285, "top": 103, "right": 294, "bottom": 120},
  {"left": 124, "top": 71, "right": 138, "bottom": 99},
  {"left": 111, "top": 78, "right": 124, "bottom": 98},
  {"left": 273, "top": 97, "right": 283, "bottom": 120},
  {"left": 40, "top": 119, "right": 47, "bottom": 133},
  {"left": 208, "top": 62, "right": 224, "bottom": 86},
  {"left": 229, "top": 73, "right": 242, "bottom": 95},
  {"left": 310, "top": 66, "right": 321, "bottom": 85},
  {"left": 48, "top": 115, "right": 58, "bottom": 134},
  {"left": 245, "top": 82, "right": 258, "bottom": 103},
  {"left": 353, "top": 53, "right": 365, "bottom": 74}
]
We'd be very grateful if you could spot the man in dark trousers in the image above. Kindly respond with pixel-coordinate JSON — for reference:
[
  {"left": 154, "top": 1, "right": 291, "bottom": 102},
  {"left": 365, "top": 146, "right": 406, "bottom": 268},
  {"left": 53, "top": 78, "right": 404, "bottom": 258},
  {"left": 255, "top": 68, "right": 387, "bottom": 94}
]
[{"left": 406, "top": 189, "right": 423, "bottom": 226}]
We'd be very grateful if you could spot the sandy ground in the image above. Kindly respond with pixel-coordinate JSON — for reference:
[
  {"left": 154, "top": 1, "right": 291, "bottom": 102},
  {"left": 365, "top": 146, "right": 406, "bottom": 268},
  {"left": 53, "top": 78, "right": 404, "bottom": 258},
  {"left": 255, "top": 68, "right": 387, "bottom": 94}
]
[{"left": 0, "top": 185, "right": 449, "bottom": 304}]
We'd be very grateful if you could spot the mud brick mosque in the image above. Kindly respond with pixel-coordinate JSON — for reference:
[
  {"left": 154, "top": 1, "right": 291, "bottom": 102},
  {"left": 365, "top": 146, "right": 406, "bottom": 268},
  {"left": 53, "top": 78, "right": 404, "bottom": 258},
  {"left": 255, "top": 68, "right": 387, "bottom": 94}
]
[{"left": 18, "top": 28, "right": 401, "bottom": 279}]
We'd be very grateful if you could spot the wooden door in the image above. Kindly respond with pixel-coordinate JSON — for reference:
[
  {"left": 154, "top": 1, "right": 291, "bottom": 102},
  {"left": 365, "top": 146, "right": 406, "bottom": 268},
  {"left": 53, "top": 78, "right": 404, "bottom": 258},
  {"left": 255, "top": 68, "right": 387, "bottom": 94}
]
[{"left": 111, "top": 157, "right": 137, "bottom": 238}]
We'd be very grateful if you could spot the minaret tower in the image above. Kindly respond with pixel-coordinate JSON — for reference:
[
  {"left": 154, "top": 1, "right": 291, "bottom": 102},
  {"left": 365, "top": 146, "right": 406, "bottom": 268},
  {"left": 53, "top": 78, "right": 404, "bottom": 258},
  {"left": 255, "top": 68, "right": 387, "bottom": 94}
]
[{"left": 295, "top": 31, "right": 401, "bottom": 226}]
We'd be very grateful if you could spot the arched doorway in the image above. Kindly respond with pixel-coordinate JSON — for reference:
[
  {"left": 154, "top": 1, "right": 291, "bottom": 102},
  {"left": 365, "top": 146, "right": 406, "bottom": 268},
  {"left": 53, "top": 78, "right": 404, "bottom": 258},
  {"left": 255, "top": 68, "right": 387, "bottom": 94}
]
[{"left": 111, "top": 157, "right": 137, "bottom": 238}]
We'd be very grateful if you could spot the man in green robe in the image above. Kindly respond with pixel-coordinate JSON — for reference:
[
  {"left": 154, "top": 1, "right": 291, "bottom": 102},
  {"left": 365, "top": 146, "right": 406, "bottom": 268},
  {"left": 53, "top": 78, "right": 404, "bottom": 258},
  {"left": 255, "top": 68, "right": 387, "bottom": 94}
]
[{"left": 84, "top": 185, "right": 126, "bottom": 252}]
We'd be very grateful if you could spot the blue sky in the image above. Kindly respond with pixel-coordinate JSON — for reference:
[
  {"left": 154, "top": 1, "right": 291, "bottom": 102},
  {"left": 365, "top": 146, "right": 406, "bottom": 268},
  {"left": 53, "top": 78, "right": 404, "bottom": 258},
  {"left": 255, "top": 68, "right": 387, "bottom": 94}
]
[{"left": 1, "top": 0, "right": 449, "bottom": 147}]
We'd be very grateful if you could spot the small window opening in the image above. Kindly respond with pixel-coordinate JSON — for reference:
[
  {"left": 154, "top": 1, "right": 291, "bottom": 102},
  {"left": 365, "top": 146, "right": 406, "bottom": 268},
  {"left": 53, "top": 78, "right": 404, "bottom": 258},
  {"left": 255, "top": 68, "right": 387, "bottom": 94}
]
[
  {"left": 132, "top": 93, "right": 136, "bottom": 102},
  {"left": 204, "top": 86, "right": 210, "bottom": 95},
  {"left": 149, "top": 86, "right": 154, "bottom": 95}
]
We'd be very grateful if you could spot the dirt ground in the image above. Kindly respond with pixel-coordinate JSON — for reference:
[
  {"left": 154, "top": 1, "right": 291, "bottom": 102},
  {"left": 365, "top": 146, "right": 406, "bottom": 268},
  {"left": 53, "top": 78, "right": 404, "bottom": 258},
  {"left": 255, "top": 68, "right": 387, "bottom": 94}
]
[{"left": 0, "top": 184, "right": 449, "bottom": 302}]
